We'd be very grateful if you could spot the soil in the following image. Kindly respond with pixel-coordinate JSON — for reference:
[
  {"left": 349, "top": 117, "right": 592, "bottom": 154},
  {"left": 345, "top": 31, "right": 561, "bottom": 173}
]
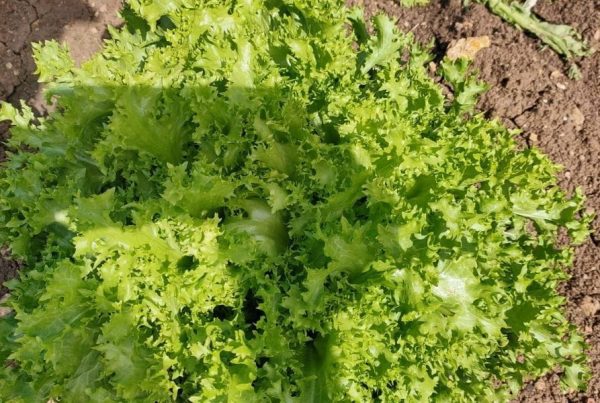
[{"left": 0, "top": 0, "right": 598, "bottom": 401}]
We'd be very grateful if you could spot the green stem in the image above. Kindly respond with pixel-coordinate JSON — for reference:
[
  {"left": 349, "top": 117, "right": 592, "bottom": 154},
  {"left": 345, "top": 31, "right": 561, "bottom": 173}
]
[{"left": 299, "top": 340, "right": 331, "bottom": 403}]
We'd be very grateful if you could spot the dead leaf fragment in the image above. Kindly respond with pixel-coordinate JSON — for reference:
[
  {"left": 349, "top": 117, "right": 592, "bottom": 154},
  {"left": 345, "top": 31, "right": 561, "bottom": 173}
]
[{"left": 446, "top": 36, "right": 491, "bottom": 60}]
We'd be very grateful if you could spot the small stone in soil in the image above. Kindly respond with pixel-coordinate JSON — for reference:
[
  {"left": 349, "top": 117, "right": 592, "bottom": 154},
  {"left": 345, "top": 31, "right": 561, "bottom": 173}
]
[
  {"left": 581, "top": 296, "right": 600, "bottom": 317},
  {"left": 534, "top": 379, "right": 546, "bottom": 391},
  {"left": 571, "top": 106, "right": 585, "bottom": 131}
]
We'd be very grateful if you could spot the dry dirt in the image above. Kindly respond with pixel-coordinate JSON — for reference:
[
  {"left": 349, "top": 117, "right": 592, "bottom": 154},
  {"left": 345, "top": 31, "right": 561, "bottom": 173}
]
[{"left": 1, "top": 0, "right": 599, "bottom": 401}]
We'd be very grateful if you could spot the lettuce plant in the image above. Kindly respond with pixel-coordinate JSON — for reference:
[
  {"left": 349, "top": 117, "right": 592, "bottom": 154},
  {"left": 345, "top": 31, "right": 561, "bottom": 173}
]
[{"left": 0, "top": 0, "right": 592, "bottom": 401}]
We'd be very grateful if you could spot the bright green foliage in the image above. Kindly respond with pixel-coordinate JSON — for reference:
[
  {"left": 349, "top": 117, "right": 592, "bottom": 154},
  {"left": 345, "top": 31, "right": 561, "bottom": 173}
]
[
  {"left": 0, "top": 0, "right": 592, "bottom": 401},
  {"left": 399, "top": 0, "right": 430, "bottom": 6}
]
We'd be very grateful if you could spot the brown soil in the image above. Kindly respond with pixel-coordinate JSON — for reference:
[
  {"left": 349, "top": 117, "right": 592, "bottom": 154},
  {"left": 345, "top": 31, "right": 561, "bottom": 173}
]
[{"left": 1, "top": 0, "right": 599, "bottom": 401}]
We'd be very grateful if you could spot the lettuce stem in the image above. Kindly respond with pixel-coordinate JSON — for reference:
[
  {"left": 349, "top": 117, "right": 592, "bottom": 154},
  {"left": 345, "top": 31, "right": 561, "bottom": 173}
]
[{"left": 480, "top": 0, "right": 590, "bottom": 59}]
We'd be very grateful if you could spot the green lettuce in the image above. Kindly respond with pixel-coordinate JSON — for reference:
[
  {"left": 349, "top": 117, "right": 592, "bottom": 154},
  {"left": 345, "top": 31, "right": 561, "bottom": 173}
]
[{"left": 0, "top": 0, "right": 592, "bottom": 401}]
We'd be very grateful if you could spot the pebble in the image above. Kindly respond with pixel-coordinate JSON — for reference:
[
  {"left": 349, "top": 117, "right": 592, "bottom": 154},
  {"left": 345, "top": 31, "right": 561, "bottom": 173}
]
[
  {"left": 550, "top": 70, "right": 568, "bottom": 90},
  {"left": 454, "top": 21, "right": 474, "bottom": 31},
  {"left": 571, "top": 106, "right": 585, "bottom": 131},
  {"left": 580, "top": 296, "right": 600, "bottom": 317},
  {"left": 534, "top": 379, "right": 546, "bottom": 391},
  {"left": 5, "top": 62, "right": 12, "bottom": 69},
  {"left": 428, "top": 62, "right": 437, "bottom": 74}
]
